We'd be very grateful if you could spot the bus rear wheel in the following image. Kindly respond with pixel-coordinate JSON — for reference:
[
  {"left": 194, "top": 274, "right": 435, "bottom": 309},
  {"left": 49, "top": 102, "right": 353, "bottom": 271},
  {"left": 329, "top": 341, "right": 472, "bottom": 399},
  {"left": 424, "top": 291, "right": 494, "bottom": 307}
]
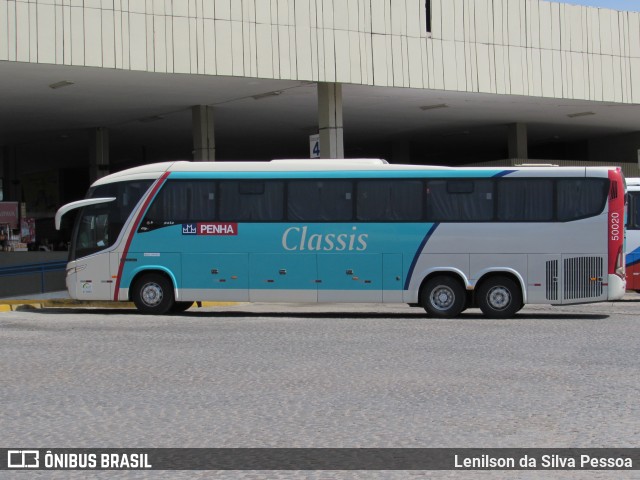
[
  {"left": 476, "top": 276, "right": 522, "bottom": 319},
  {"left": 132, "top": 273, "right": 175, "bottom": 315},
  {"left": 421, "top": 276, "right": 466, "bottom": 318}
]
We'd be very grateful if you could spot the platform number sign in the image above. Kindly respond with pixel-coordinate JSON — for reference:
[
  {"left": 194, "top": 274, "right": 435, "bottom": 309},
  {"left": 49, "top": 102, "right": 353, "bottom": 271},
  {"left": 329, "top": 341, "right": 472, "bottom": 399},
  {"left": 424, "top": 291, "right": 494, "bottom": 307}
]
[{"left": 310, "top": 134, "right": 320, "bottom": 158}]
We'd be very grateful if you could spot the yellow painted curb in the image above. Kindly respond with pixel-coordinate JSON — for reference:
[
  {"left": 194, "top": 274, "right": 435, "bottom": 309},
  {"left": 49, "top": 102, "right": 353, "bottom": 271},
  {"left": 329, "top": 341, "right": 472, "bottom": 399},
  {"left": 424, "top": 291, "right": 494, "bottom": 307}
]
[
  {"left": 0, "top": 303, "right": 43, "bottom": 311},
  {"left": 0, "top": 299, "right": 238, "bottom": 311},
  {"left": 198, "top": 302, "right": 238, "bottom": 307}
]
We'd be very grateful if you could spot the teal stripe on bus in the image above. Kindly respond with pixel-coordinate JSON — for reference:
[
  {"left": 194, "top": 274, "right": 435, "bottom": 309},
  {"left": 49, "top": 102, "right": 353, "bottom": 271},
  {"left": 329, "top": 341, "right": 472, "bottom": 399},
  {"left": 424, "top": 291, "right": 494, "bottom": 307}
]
[{"left": 167, "top": 170, "right": 509, "bottom": 180}]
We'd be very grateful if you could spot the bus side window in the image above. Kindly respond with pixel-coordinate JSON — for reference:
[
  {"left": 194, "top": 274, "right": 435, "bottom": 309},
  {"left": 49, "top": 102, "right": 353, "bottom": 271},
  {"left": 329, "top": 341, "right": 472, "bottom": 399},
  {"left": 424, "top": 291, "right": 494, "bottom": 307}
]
[
  {"left": 356, "top": 180, "right": 423, "bottom": 221},
  {"left": 288, "top": 180, "right": 352, "bottom": 221},
  {"left": 426, "top": 179, "right": 493, "bottom": 222},
  {"left": 219, "top": 181, "right": 284, "bottom": 221},
  {"left": 630, "top": 193, "right": 640, "bottom": 230},
  {"left": 497, "top": 179, "right": 553, "bottom": 222},
  {"left": 144, "top": 180, "right": 216, "bottom": 226},
  {"left": 556, "top": 179, "right": 608, "bottom": 221}
]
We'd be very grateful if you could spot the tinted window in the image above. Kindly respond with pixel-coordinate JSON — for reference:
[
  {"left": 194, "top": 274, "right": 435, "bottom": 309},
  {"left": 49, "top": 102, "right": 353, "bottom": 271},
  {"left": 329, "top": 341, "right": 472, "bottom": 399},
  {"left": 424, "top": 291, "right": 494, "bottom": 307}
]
[
  {"left": 557, "top": 178, "right": 608, "bottom": 221},
  {"left": 497, "top": 179, "right": 553, "bottom": 221},
  {"left": 357, "top": 180, "right": 423, "bottom": 221},
  {"left": 90, "top": 180, "right": 153, "bottom": 225},
  {"left": 219, "top": 181, "right": 284, "bottom": 221},
  {"left": 426, "top": 179, "right": 494, "bottom": 221},
  {"left": 628, "top": 192, "right": 640, "bottom": 230},
  {"left": 288, "top": 180, "right": 353, "bottom": 221},
  {"left": 143, "top": 180, "right": 216, "bottom": 228}
]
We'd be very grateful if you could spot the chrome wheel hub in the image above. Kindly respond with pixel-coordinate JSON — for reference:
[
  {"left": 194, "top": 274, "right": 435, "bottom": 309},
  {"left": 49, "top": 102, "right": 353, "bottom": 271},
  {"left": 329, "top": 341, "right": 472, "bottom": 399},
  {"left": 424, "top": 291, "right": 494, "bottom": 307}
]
[
  {"left": 487, "top": 286, "right": 510, "bottom": 310},
  {"left": 430, "top": 286, "right": 455, "bottom": 311},
  {"left": 141, "top": 282, "right": 163, "bottom": 307}
]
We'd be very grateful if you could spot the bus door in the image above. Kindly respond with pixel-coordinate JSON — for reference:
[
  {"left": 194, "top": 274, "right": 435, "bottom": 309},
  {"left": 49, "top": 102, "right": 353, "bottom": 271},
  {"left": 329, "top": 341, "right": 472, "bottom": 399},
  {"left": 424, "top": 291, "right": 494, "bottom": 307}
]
[
  {"left": 249, "top": 253, "right": 318, "bottom": 302},
  {"left": 317, "top": 253, "right": 383, "bottom": 302},
  {"left": 57, "top": 198, "right": 117, "bottom": 301}
]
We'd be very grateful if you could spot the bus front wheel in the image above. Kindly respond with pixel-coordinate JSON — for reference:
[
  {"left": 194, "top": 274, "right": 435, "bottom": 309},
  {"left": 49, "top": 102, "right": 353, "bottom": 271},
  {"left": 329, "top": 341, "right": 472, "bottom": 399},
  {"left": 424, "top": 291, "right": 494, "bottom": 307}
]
[
  {"left": 421, "top": 276, "right": 466, "bottom": 318},
  {"left": 132, "top": 273, "right": 175, "bottom": 315},
  {"left": 476, "top": 276, "right": 522, "bottom": 319}
]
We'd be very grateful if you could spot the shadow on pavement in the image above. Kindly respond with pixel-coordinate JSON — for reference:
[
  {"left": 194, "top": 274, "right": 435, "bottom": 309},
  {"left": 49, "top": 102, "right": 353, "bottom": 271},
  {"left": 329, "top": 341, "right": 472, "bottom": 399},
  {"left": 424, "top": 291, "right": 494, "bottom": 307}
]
[{"left": 26, "top": 307, "right": 609, "bottom": 321}]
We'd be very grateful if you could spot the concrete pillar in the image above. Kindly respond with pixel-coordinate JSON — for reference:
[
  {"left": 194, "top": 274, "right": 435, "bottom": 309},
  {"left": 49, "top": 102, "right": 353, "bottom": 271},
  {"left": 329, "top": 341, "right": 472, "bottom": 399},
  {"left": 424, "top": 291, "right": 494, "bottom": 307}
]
[
  {"left": 192, "top": 105, "right": 215, "bottom": 161},
  {"left": 318, "top": 82, "right": 344, "bottom": 159},
  {"left": 508, "top": 123, "right": 528, "bottom": 160},
  {"left": 89, "top": 127, "right": 110, "bottom": 182}
]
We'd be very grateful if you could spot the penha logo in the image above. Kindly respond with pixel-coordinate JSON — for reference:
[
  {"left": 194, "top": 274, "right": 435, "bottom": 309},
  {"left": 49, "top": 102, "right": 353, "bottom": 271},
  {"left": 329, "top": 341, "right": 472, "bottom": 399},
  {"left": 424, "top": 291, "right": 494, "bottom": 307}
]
[
  {"left": 8, "top": 450, "right": 39, "bottom": 468},
  {"left": 182, "top": 224, "right": 197, "bottom": 235},
  {"left": 182, "top": 223, "right": 238, "bottom": 236}
]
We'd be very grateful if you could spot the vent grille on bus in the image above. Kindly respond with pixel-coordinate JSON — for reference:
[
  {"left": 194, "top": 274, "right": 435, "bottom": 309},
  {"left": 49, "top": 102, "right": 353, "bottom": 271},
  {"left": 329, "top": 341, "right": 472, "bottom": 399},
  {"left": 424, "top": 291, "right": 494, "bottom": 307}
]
[
  {"left": 563, "top": 256, "right": 603, "bottom": 300},
  {"left": 610, "top": 181, "right": 618, "bottom": 200},
  {"left": 546, "top": 260, "right": 558, "bottom": 301}
]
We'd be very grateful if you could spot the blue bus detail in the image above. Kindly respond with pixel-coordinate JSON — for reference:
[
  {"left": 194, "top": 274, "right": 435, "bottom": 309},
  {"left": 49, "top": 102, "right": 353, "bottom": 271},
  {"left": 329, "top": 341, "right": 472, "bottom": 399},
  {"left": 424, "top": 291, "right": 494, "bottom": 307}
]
[
  {"left": 404, "top": 223, "right": 440, "bottom": 290},
  {"left": 626, "top": 247, "right": 640, "bottom": 268}
]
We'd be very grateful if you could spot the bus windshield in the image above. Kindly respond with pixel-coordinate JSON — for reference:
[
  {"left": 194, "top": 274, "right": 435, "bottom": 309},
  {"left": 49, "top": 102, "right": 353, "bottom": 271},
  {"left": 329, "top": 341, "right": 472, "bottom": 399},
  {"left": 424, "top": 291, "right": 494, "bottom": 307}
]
[{"left": 70, "top": 180, "right": 152, "bottom": 260}]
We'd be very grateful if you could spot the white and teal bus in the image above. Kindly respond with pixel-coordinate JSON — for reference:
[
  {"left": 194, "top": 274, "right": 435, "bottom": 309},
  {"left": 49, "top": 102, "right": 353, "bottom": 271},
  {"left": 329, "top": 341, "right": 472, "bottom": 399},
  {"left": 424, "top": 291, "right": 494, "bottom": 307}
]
[{"left": 55, "top": 159, "right": 626, "bottom": 318}]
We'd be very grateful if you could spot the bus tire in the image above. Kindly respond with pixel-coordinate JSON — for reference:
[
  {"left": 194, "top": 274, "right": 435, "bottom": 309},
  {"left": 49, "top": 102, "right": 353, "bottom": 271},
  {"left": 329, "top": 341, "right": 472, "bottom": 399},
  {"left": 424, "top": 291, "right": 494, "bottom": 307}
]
[
  {"left": 132, "top": 273, "right": 175, "bottom": 315},
  {"left": 170, "top": 301, "right": 194, "bottom": 313},
  {"left": 421, "top": 276, "right": 466, "bottom": 318},
  {"left": 476, "top": 276, "right": 522, "bottom": 319}
]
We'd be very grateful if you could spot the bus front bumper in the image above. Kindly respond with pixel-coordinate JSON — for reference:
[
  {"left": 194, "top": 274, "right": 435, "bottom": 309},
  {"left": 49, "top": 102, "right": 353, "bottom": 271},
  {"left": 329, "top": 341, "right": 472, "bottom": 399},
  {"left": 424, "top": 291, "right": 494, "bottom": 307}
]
[{"left": 608, "top": 274, "right": 626, "bottom": 301}]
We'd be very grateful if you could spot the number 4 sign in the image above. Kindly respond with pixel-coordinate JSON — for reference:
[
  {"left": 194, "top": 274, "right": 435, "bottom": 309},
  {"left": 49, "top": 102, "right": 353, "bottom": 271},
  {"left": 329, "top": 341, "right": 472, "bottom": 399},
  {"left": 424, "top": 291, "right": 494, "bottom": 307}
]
[{"left": 309, "top": 134, "right": 320, "bottom": 158}]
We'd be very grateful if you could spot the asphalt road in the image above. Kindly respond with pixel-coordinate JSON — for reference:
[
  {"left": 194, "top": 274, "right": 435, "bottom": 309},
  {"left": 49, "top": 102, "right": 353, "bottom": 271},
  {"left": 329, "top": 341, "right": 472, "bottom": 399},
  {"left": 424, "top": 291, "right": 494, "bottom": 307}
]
[{"left": 1, "top": 297, "right": 640, "bottom": 479}]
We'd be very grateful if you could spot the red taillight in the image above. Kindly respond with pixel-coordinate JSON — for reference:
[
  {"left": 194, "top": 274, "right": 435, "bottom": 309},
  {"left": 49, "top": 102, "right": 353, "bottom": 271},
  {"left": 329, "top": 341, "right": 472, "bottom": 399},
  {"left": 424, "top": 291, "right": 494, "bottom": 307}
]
[{"left": 616, "top": 245, "right": 625, "bottom": 278}]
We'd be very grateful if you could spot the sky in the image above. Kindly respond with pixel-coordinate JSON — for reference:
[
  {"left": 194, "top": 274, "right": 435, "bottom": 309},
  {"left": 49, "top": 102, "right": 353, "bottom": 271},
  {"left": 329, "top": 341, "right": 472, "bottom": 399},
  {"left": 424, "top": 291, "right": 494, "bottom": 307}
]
[{"left": 545, "top": 0, "right": 640, "bottom": 12}]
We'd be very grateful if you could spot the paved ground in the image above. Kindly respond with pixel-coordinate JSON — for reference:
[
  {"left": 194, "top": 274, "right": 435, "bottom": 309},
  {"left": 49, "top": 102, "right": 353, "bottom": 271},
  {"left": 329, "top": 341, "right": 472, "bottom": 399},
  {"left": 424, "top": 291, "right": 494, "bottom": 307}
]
[{"left": 1, "top": 296, "right": 640, "bottom": 479}]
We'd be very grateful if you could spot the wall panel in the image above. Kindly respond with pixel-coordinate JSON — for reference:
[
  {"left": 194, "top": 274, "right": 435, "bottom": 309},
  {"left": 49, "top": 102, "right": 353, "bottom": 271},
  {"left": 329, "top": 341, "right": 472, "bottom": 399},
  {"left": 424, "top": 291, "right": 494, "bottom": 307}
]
[
  {"left": 215, "top": 19, "right": 232, "bottom": 75},
  {"left": 407, "top": 36, "right": 422, "bottom": 88},
  {"left": 0, "top": 0, "right": 636, "bottom": 104},
  {"left": 391, "top": 35, "right": 403, "bottom": 86},
  {"left": 631, "top": 58, "right": 640, "bottom": 102},
  {"left": 37, "top": 3, "right": 56, "bottom": 63},
  {"left": 215, "top": 0, "right": 230, "bottom": 20},
  {"left": 230, "top": 20, "right": 243, "bottom": 76},
  {"left": 371, "top": 33, "right": 387, "bottom": 86},
  {"left": 540, "top": 48, "right": 554, "bottom": 97},
  {"left": 257, "top": 23, "right": 273, "bottom": 78},
  {"left": 55, "top": 4, "right": 65, "bottom": 64},
  {"left": 203, "top": 18, "right": 216, "bottom": 75},
  {"left": 430, "top": 38, "right": 445, "bottom": 90},
  {"left": 350, "top": 30, "right": 362, "bottom": 84},
  {"left": 278, "top": 24, "right": 291, "bottom": 78}
]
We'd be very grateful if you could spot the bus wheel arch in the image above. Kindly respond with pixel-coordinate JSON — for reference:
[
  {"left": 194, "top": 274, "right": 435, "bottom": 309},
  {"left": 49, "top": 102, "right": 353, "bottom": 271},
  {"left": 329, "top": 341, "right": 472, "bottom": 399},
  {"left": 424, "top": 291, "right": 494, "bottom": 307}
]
[
  {"left": 475, "top": 272, "right": 524, "bottom": 319},
  {"left": 419, "top": 272, "right": 468, "bottom": 318},
  {"left": 130, "top": 270, "right": 176, "bottom": 315}
]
